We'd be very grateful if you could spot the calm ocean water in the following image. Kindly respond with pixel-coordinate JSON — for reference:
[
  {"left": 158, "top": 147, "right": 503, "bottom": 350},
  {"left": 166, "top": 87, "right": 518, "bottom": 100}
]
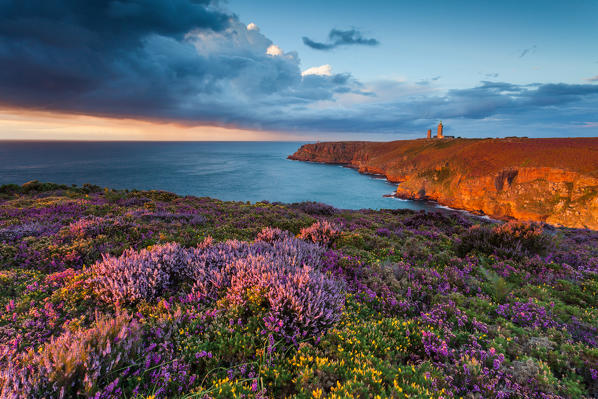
[{"left": 0, "top": 141, "right": 440, "bottom": 211}]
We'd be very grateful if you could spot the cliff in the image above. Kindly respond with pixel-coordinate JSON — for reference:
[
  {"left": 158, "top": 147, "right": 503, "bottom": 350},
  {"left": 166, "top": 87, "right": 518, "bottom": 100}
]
[{"left": 289, "top": 138, "right": 598, "bottom": 229}]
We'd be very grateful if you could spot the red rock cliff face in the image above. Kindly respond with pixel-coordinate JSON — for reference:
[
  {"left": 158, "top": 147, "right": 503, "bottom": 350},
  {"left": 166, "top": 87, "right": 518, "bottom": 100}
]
[{"left": 289, "top": 138, "right": 598, "bottom": 229}]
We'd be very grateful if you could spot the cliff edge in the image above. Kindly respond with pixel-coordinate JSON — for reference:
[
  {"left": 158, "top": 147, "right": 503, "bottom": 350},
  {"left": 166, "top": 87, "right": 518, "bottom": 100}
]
[{"left": 288, "top": 138, "right": 598, "bottom": 229}]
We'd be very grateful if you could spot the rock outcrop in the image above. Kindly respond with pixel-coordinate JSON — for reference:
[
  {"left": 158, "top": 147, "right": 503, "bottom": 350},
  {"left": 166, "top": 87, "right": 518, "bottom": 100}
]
[{"left": 289, "top": 138, "right": 598, "bottom": 229}]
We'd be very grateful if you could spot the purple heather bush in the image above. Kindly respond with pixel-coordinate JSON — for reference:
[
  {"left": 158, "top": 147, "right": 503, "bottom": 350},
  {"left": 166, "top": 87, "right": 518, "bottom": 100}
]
[
  {"left": 91, "top": 228, "right": 343, "bottom": 341},
  {"left": 190, "top": 233, "right": 343, "bottom": 341},
  {"left": 566, "top": 317, "right": 598, "bottom": 346},
  {"left": 1, "top": 312, "right": 142, "bottom": 399},
  {"left": 64, "top": 215, "right": 115, "bottom": 238},
  {"left": 456, "top": 220, "right": 551, "bottom": 259},
  {"left": 420, "top": 300, "right": 489, "bottom": 334},
  {"left": 92, "top": 242, "right": 191, "bottom": 303},
  {"left": 496, "top": 299, "right": 563, "bottom": 330},
  {"left": 187, "top": 239, "right": 258, "bottom": 302},
  {"left": 375, "top": 227, "right": 392, "bottom": 237},
  {"left": 227, "top": 254, "right": 344, "bottom": 341},
  {"left": 255, "top": 227, "right": 292, "bottom": 243},
  {"left": 0, "top": 222, "right": 49, "bottom": 241},
  {"left": 298, "top": 220, "right": 341, "bottom": 246}
]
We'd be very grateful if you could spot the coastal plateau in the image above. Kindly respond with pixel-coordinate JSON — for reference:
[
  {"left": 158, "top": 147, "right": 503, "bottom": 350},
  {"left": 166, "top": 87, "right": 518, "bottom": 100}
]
[{"left": 289, "top": 137, "right": 598, "bottom": 229}]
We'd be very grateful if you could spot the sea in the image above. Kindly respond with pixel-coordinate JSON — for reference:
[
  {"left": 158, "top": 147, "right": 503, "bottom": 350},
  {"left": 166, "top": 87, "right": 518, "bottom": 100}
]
[{"left": 0, "top": 141, "right": 442, "bottom": 211}]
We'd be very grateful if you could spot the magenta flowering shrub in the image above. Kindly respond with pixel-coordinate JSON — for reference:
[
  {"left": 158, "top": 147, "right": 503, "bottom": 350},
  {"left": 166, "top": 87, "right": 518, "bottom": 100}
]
[
  {"left": 91, "top": 230, "right": 342, "bottom": 342},
  {"left": 93, "top": 231, "right": 328, "bottom": 307},
  {"left": 187, "top": 239, "right": 256, "bottom": 302},
  {"left": 375, "top": 227, "right": 392, "bottom": 237},
  {"left": 298, "top": 220, "right": 341, "bottom": 246},
  {"left": 1, "top": 312, "right": 142, "bottom": 399},
  {"left": 227, "top": 254, "right": 344, "bottom": 342},
  {"left": 0, "top": 222, "right": 48, "bottom": 241},
  {"left": 420, "top": 300, "right": 489, "bottom": 334},
  {"left": 403, "top": 210, "right": 472, "bottom": 232},
  {"left": 189, "top": 234, "right": 341, "bottom": 341},
  {"left": 178, "top": 233, "right": 323, "bottom": 303},
  {"left": 65, "top": 216, "right": 110, "bottom": 238},
  {"left": 63, "top": 215, "right": 134, "bottom": 240},
  {"left": 566, "top": 317, "right": 597, "bottom": 346},
  {"left": 266, "top": 234, "right": 324, "bottom": 270},
  {"left": 496, "top": 300, "right": 563, "bottom": 329},
  {"left": 44, "top": 268, "right": 77, "bottom": 289},
  {"left": 255, "top": 227, "right": 291, "bottom": 243},
  {"left": 92, "top": 242, "right": 190, "bottom": 303}
]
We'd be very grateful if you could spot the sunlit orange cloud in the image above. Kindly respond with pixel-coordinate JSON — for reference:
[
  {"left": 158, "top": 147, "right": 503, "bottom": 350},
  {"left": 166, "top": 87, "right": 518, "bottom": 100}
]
[{"left": 0, "top": 108, "right": 306, "bottom": 141}]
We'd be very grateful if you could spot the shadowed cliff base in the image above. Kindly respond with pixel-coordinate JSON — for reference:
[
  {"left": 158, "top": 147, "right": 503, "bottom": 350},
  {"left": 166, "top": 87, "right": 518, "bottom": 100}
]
[{"left": 289, "top": 137, "right": 598, "bottom": 229}]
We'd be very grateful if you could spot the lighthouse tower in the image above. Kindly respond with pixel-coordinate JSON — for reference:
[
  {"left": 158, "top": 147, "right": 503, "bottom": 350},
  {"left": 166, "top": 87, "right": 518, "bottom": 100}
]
[{"left": 437, "top": 121, "right": 444, "bottom": 139}]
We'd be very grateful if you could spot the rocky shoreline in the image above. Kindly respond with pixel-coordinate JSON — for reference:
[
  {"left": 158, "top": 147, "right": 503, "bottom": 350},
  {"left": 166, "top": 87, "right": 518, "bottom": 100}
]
[{"left": 289, "top": 137, "right": 598, "bottom": 229}]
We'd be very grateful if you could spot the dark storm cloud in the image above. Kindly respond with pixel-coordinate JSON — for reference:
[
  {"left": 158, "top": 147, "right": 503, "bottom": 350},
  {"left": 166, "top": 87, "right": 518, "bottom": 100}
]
[
  {"left": 0, "top": 0, "right": 372, "bottom": 129},
  {"left": 0, "top": 0, "right": 229, "bottom": 114},
  {"left": 302, "top": 29, "right": 379, "bottom": 51},
  {"left": 0, "top": 0, "right": 363, "bottom": 122},
  {"left": 0, "top": 0, "right": 229, "bottom": 43}
]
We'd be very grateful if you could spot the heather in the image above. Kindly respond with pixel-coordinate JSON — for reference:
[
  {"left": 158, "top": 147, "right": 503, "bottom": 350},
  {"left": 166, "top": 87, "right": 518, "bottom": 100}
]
[{"left": 1, "top": 183, "right": 597, "bottom": 398}]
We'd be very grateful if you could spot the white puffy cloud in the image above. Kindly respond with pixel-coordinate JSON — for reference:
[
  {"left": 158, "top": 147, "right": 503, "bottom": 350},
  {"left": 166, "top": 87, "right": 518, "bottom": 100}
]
[
  {"left": 246, "top": 22, "right": 259, "bottom": 31},
  {"left": 302, "top": 64, "right": 332, "bottom": 77},
  {"left": 266, "top": 44, "right": 283, "bottom": 56}
]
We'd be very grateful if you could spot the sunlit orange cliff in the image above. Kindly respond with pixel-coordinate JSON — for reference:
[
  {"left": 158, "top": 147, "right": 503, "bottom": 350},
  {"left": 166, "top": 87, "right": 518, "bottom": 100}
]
[{"left": 289, "top": 137, "right": 598, "bottom": 229}]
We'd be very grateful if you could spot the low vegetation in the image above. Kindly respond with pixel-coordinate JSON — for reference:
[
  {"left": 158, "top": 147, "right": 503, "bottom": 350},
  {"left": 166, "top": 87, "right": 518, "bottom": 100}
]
[{"left": 1, "top": 183, "right": 597, "bottom": 398}]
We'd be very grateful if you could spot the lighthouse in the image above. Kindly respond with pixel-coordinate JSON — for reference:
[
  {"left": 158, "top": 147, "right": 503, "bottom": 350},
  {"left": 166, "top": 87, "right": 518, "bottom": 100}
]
[{"left": 437, "top": 121, "right": 444, "bottom": 139}]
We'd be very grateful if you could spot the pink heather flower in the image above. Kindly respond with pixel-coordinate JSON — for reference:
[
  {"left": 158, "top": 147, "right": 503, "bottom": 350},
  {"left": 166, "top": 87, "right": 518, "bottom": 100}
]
[{"left": 298, "top": 220, "right": 341, "bottom": 246}]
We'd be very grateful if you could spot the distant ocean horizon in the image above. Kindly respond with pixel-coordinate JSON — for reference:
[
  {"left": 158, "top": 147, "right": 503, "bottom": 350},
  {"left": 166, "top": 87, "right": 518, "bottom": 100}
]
[{"left": 0, "top": 141, "right": 441, "bottom": 211}]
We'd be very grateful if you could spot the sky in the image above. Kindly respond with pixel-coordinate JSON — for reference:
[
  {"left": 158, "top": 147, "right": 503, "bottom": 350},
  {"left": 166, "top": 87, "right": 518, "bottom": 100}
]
[{"left": 0, "top": 0, "right": 597, "bottom": 140}]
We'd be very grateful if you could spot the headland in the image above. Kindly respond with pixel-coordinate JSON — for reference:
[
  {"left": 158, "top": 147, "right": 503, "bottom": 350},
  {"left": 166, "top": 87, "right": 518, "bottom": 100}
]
[{"left": 289, "top": 137, "right": 598, "bottom": 229}]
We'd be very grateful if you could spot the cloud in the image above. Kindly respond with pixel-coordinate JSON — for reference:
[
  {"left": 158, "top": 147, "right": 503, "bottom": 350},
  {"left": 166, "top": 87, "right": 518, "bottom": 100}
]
[
  {"left": 519, "top": 45, "right": 537, "bottom": 58},
  {"left": 0, "top": 1, "right": 597, "bottom": 138},
  {"left": 302, "top": 28, "right": 379, "bottom": 51},
  {"left": 576, "top": 122, "right": 598, "bottom": 128},
  {"left": 586, "top": 75, "right": 598, "bottom": 82},
  {"left": 0, "top": 0, "right": 366, "bottom": 127},
  {"left": 417, "top": 81, "right": 598, "bottom": 120},
  {"left": 416, "top": 76, "right": 441, "bottom": 86},
  {"left": 0, "top": 0, "right": 227, "bottom": 115},
  {"left": 302, "top": 65, "right": 332, "bottom": 76},
  {"left": 254, "top": 81, "right": 598, "bottom": 134},
  {"left": 266, "top": 44, "right": 283, "bottom": 56},
  {"left": 485, "top": 73, "right": 499, "bottom": 78}
]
